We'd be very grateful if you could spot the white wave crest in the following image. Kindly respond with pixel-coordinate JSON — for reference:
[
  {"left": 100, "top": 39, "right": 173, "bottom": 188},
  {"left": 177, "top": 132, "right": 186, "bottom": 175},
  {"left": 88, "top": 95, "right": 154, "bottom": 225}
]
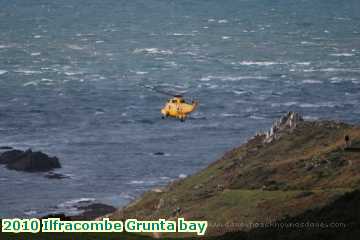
[
  {"left": 66, "top": 44, "right": 85, "bottom": 50},
  {"left": 23, "top": 81, "right": 39, "bottom": 87},
  {"left": 58, "top": 198, "right": 95, "bottom": 208},
  {"left": 15, "top": 69, "right": 42, "bottom": 75},
  {"left": 221, "top": 113, "right": 240, "bottom": 117},
  {"left": 295, "top": 62, "right": 311, "bottom": 66},
  {"left": 299, "top": 102, "right": 339, "bottom": 108},
  {"left": 133, "top": 48, "right": 173, "bottom": 55},
  {"left": 24, "top": 210, "right": 38, "bottom": 216},
  {"left": 330, "top": 53, "right": 355, "bottom": 57},
  {"left": 300, "top": 41, "right": 316, "bottom": 45},
  {"left": 239, "top": 61, "right": 282, "bottom": 66},
  {"left": 135, "top": 71, "right": 148, "bottom": 75},
  {"left": 41, "top": 78, "right": 54, "bottom": 82},
  {"left": 168, "top": 33, "right": 195, "bottom": 37},
  {"left": 302, "top": 79, "right": 323, "bottom": 84},
  {"left": 64, "top": 71, "right": 84, "bottom": 76},
  {"left": 218, "top": 19, "right": 228, "bottom": 23},
  {"left": 55, "top": 198, "right": 96, "bottom": 216},
  {"left": 129, "top": 180, "right": 145, "bottom": 185},
  {"left": 31, "top": 52, "right": 41, "bottom": 56},
  {"left": 271, "top": 101, "right": 298, "bottom": 107},
  {"left": 200, "top": 75, "right": 268, "bottom": 81},
  {"left": 0, "top": 44, "right": 17, "bottom": 49},
  {"left": 233, "top": 90, "right": 248, "bottom": 95},
  {"left": 250, "top": 115, "right": 266, "bottom": 120},
  {"left": 304, "top": 68, "right": 360, "bottom": 73}
]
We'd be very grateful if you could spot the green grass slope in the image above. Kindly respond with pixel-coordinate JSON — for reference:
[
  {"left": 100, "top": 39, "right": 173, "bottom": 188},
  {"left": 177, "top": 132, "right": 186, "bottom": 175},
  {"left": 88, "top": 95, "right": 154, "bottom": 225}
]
[{"left": 212, "top": 189, "right": 360, "bottom": 240}]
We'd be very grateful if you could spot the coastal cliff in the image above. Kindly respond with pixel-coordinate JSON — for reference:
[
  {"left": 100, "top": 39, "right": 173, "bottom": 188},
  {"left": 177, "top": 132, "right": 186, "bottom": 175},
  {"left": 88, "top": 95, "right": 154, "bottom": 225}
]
[
  {"left": 108, "top": 112, "right": 360, "bottom": 238},
  {"left": 2, "top": 113, "right": 360, "bottom": 240}
]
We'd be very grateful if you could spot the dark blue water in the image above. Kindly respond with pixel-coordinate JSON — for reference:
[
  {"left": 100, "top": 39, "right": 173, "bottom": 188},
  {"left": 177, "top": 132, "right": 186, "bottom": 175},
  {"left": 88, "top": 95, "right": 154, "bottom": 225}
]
[{"left": 1, "top": 0, "right": 360, "bottom": 217}]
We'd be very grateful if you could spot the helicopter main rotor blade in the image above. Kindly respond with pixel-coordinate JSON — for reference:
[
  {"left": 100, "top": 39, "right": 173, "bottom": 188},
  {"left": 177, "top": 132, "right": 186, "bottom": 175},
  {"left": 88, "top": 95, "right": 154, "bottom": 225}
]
[
  {"left": 138, "top": 79, "right": 184, "bottom": 97},
  {"left": 128, "top": 74, "right": 193, "bottom": 99},
  {"left": 142, "top": 84, "right": 176, "bottom": 97}
]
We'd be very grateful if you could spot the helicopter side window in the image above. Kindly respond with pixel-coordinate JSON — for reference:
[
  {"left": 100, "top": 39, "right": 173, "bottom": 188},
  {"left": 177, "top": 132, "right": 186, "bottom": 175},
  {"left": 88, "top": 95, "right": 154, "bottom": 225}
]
[{"left": 180, "top": 99, "right": 185, "bottom": 103}]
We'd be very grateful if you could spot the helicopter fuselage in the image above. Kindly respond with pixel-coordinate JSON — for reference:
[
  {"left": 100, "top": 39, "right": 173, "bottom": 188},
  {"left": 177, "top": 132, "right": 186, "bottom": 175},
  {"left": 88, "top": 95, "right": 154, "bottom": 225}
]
[{"left": 161, "top": 96, "right": 198, "bottom": 121}]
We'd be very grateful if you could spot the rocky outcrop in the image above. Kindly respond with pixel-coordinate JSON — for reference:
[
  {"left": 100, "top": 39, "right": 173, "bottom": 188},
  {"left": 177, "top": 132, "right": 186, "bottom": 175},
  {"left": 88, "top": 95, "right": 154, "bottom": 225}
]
[
  {"left": 0, "top": 150, "right": 24, "bottom": 165},
  {"left": 0, "top": 149, "right": 61, "bottom": 172},
  {"left": 264, "top": 111, "right": 303, "bottom": 143}
]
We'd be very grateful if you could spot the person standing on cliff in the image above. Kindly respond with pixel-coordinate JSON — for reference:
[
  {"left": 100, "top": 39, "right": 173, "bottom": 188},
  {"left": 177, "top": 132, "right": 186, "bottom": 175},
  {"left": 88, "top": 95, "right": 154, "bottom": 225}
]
[{"left": 344, "top": 135, "right": 351, "bottom": 149}]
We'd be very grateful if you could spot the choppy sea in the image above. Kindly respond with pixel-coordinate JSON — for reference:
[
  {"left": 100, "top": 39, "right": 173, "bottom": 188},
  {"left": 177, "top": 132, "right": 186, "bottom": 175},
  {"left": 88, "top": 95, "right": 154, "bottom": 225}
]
[{"left": 0, "top": 0, "right": 360, "bottom": 217}]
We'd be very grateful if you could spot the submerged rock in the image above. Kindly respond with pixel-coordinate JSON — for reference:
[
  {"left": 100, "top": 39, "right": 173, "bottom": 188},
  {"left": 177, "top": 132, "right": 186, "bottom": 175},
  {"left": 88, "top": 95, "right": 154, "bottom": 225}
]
[
  {"left": 71, "top": 203, "right": 116, "bottom": 220},
  {"left": 0, "top": 146, "right": 13, "bottom": 150},
  {"left": 44, "top": 172, "right": 69, "bottom": 179},
  {"left": 0, "top": 149, "right": 61, "bottom": 172},
  {"left": 153, "top": 152, "right": 165, "bottom": 156}
]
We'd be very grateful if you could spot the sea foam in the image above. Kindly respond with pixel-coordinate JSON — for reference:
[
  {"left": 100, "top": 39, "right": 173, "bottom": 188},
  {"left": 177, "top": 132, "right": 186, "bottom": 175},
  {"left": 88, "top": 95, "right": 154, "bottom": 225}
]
[
  {"left": 133, "top": 48, "right": 173, "bottom": 55},
  {"left": 302, "top": 79, "right": 323, "bottom": 84},
  {"left": 200, "top": 75, "right": 268, "bottom": 81},
  {"left": 15, "top": 69, "right": 42, "bottom": 75},
  {"left": 66, "top": 44, "right": 84, "bottom": 50},
  {"left": 23, "top": 81, "right": 39, "bottom": 87},
  {"left": 330, "top": 53, "right": 355, "bottom": 57},
  {"left": 239, "top": 61, "right": 282, "bottom": 66}
]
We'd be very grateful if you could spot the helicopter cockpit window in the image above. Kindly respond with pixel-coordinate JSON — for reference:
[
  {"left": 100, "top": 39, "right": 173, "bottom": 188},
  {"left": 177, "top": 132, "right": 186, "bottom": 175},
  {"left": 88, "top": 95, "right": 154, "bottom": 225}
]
[{"left": 172, "top": 99, "right": 177, "bottom": 103}]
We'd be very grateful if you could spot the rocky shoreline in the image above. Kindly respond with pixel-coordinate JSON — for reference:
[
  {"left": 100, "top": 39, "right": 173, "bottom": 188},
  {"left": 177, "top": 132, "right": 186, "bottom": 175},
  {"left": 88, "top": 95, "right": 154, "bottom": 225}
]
[
  {"left": 41, "top": 203, "right": 116, "bottom": 221},
  {"left": 0, "top": 147, "right": 117, "bottom": 220}
]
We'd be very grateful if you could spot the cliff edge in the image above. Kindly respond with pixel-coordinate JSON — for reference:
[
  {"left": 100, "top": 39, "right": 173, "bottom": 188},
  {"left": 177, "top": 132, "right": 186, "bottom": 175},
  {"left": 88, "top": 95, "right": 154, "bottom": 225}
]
[{"left": 109, "top": 112, "right": 360, "bottom": 238}]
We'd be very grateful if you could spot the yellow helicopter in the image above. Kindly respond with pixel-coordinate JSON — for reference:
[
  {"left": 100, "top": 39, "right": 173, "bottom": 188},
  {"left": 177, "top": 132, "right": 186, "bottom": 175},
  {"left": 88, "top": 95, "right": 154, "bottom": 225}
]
[{"left": 161, "top": 95, "right": 198, "bottom": 121}]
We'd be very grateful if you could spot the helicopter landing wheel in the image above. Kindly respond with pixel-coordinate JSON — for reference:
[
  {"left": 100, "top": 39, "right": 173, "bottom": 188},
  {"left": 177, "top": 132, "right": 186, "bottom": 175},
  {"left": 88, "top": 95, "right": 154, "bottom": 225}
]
[{"left": 161, "top": 116, "right": 165, "bottom": 119}]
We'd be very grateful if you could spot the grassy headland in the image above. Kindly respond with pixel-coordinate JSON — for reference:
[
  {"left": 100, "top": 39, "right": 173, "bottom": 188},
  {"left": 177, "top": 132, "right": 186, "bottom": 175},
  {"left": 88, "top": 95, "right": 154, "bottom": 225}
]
[
  {"left": 109, "top": 113, "right": 360, "bottom": 238},
  {"left": 2, "top": 113, "right": 360, "bottom": 239}
]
